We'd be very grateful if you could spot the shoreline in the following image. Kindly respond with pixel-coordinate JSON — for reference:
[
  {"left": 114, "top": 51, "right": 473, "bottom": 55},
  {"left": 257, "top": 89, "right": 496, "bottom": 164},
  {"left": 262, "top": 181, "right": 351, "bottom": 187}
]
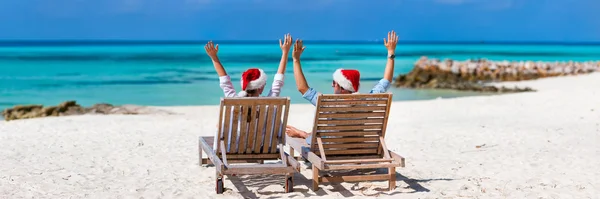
[
  {"left": 0, "top": 72, "right": 594, "bottom": 121},
  {"left": 0, "top": 72, "right": 596, "bottom": 122}
]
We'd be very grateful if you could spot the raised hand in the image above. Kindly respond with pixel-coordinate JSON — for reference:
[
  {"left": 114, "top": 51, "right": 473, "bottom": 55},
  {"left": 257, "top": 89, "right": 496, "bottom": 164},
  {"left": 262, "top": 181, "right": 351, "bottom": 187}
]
[
  {"left": 204, "top": 41, "right": 219, "bottom": 59},
  {"left": 292, "top": 39, "right": 305, "bottom": 60},
  {"left": 280, "top": 33, "right": 293, "bottom": 53},
  {"left": 384, "top": 30, "right": 399, "bottom": 53}
]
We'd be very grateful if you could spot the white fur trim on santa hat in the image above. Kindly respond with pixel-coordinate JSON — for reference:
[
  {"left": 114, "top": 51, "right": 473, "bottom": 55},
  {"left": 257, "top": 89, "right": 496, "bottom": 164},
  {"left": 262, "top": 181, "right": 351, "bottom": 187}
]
[
  {"left": 241, "top": 69, "right": 267, "bottom": 91},
  {"left": 332, "top": 69, "right": 356, "bottom": 92},
  {"left": 237, "top": 90, "right": 248, "bottom": 97}
]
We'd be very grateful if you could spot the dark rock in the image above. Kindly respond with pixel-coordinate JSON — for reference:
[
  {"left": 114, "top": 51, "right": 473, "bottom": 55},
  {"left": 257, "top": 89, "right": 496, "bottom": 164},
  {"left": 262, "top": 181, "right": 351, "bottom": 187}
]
[
  {"left": 2, "top": 101, "right": 174, "bottom": 121},
  {"left": 395, "top": 65, "right": 535, "bottom": 93}
]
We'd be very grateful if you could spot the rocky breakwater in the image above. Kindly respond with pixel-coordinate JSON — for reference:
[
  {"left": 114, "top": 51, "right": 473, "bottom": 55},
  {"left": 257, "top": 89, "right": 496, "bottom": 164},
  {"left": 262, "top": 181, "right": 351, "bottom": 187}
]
[
  {"left": 395, "top": 57, "right": 600, "bottom": 92},
  {"left": 2, "top": 101, "right": 174, "bottom": 121}
]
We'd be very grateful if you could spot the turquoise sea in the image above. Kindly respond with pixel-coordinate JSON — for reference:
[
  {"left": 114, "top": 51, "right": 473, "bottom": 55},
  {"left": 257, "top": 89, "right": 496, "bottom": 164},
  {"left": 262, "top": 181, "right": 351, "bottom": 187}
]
[{"left": 2, "top": 41, "right": 600, "bottom": 112}]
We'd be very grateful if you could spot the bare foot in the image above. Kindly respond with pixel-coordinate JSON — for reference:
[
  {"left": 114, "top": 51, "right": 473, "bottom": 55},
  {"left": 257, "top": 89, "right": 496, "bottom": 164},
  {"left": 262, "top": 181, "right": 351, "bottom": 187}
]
[{"left": 286, "top": 125, "right": 307, "bottom": 138}]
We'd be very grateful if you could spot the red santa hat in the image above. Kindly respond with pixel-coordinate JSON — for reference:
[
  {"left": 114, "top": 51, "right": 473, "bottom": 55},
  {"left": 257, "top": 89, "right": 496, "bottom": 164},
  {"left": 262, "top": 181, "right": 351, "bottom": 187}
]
[
  {"left": 238, "top": 68, "right": 267, "bottom": 97},
  {"left": 332, "top": 69, "right": 360, "bottom": 93}
]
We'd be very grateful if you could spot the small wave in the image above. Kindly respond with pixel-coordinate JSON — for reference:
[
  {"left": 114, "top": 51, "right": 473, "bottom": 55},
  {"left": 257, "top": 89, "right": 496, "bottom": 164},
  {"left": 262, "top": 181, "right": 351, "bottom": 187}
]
[
  {"left": 336, "top": 50, "right": 600, "bottom": 58},
  {"left": 307, "top": 68, "right": 334, "bottom": 73},
  {"left": 36, "top": 79, "right": 194, "bottom": 88},
  {"left": 361, "top": 77, "right": 383, "bottom": 81},
  {"left": 0, "top": 53, "right": 344, "bottom": 63},
  {"left": 55, "top": 72, "right": 82, "bottom": 77},
  {"left": 0, "top": 102, "right": 18, "bottom": 106}
]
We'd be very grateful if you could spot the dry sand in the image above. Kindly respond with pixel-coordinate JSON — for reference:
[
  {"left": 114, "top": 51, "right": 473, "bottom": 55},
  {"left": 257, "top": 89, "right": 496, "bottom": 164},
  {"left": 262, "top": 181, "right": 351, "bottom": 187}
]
[{"left": 1, "top": 73, "right": 599, "bottom": 199}]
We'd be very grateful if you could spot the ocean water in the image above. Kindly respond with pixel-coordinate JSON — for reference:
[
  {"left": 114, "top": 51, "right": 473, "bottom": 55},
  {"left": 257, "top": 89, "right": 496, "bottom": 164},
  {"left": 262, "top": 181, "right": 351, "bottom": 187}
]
[{"left": 1, "top": 41, "right": 600, "bottom": 112}]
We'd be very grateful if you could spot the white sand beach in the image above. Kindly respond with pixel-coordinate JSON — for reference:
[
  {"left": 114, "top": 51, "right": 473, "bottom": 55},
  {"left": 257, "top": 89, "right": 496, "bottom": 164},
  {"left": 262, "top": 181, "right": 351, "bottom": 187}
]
[{"left": 1, "top": 73, "right": 599, "bottom": 199}]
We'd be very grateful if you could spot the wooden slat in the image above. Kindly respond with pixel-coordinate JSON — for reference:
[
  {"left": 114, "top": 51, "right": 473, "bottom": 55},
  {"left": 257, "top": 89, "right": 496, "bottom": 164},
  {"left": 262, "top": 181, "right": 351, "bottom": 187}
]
[
  {"left": 309, "top": 95, "right": 327, "bottom": 153},
  {"left": 262, "top": 105, "right": 276, "bottom": 153},
  {"left": 222, "top": 105, "right": 232, "bottom": 152},
  {"left": 270, "top": 104, "right": 284, "bottom": 153},
  {"left": 237, "top": 106, "right": 249, "bottom": 153},
  {"left": 320, "top": 100, "right": 388, "bottom": 106},
  {"left": 318, "top": 106, "right": 387, "bottom": 112},
  {"left": 199, "top": 137, "right": 224, "bottom": 174},
  {"left": 218, "top": 154, "right": 279, "bottom": 159},
  {"left": 317, "top": 124, "right": 383, "bottom": 131},
  {"left": 316, "top": 149, "right": 378, "bottom": 155},
  {"left": 317, "top": 118, "right": 384, "bottom": 125},
  {"left": 389, "top": 150, "right": 406, "bottom": 167},
  {"left": 325, "top": 155, "right": 382, "bottom": 160},
  {"left": 318, "top": 112, "right": 386, "bottom": 118},
  {"left": 322, "top": 143, "right": 380, "bottom": 149},
  {"left": 379, "top": 137, "right": 391, "bottom": 159},
  {"left": 254, "top": 105, "right": 268, "bottom": 153},
  {"left": 326, "top": 163, "right": 399, "bottom": 170},
  {"left": 319, "top": 131, "right": 380, "bottom": 136},
  {"left": 216, "top": 101, "right": 225, "bottom": 153},
  {"left": 325, "top": 158, "right": 393, "bottom": 164},
  {"left": 317, "top": 137, "right": 327, "bottom": 161},
  {"left": 378, "top": 95, "right": 392, "bottom": 155},
  {"left": 279, "top": 101, "right": 291, "bottom": 149},
  {"left": 224, "top": 165, "right": 296, "bottom": 175},
  {"left": 222, "top": 98, "right": 289, "bottom": 106},
  {"left": 321, "top": 137, "right": 380, "bottom": 143},
  {"left": 219, "top": 140, "right": 229, "bottom": 166},
  {"left": 245, "top": 105, "right": 258, "bottom": 154},
  {"left": 229, "top": 105, "right": 240, "bottom": 153},
  {"left": 320, "top": 174, "right": 389, "bottom": 182},
  {"left": 318, "top": 94, "right": 390, "bottom": 99},
  {"left": 202, "top": 159, "right": 264, "bottom": 164}
]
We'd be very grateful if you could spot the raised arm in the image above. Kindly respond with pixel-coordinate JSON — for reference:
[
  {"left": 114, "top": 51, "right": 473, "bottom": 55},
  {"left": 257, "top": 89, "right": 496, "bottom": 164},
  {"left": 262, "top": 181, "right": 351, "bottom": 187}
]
[
  {"left": 206, "top": 41, "right": 236, "bottom": 97},
  {"left": 278, "top": 33, "right": 293, "bottom": 74},
  {"left": 383, "top": 31, "right": 399, "bottom": 82},
  {"left": 267, "top": 34, "right": 293, "bottom": 97},
  {"left": 205, "top": 41, "right": 227, "bottom": 77},
  {"left": 292, "top": 39, "right": 309, "bottom": 94}
]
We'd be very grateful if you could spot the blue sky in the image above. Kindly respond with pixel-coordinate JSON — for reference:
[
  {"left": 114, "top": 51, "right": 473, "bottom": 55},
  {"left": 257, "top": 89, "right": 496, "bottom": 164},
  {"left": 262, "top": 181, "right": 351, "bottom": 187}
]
[{"left": 0, "top": 0, "right": 598, "bottom": 42}]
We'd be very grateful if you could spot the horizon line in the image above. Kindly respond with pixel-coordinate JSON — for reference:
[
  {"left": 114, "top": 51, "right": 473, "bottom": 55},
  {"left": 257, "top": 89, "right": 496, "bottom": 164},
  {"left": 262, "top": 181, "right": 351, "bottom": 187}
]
[{"left": 1, "top": 40, "right": 600, "bottom": 46}]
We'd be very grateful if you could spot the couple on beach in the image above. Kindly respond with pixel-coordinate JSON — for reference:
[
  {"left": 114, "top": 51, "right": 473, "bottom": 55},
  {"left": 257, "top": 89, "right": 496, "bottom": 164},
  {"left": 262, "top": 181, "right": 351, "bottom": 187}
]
[{"left": 204, "top": 31, "right": 399, "bottom": 142}]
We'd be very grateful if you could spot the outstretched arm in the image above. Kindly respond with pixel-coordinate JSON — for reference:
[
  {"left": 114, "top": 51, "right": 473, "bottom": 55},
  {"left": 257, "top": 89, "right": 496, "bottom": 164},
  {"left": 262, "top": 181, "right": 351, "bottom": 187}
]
[
  {"left": 206, "top": 41, "right": 236, "bottom": 97},
  {"left": 267, "top": 34, "right": 293, "bottom": 97},
  {"left": 292, "top": 39, "right": 309, "bottom": 94},
  {"left": 383, "top": 31, "right": 399, "bottom": 82},
  {"left": 277, "top": 33, "right": 293, "bottom": 74},
  {"left": 205, "top": 41, "right": 227, "bottom": 77}
]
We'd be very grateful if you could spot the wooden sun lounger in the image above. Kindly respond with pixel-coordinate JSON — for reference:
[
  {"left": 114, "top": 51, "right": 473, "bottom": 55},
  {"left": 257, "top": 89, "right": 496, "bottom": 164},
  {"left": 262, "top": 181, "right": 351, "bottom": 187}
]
[
  {"left": 286, "top": 93, "right": 405, "bottom": 191},
  {"left": 199, "top": 97, "right": 300, "bottom": 194}
]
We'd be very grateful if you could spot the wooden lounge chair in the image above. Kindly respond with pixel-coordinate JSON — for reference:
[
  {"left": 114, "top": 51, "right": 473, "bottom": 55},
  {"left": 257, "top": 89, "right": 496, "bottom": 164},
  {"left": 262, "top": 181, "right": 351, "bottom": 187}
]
[
  {"left": 286, "top": 93, "right": 405, "bottom": 191},
  {"left": 199, "top": 97, "right": 300, "bottom": 194}
]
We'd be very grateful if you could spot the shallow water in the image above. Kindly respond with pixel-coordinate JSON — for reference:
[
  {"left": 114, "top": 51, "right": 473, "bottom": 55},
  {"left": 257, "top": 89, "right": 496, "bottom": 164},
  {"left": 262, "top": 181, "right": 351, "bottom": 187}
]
[{"left": 1, "top": 42, "right": 599, "bottom": 112}]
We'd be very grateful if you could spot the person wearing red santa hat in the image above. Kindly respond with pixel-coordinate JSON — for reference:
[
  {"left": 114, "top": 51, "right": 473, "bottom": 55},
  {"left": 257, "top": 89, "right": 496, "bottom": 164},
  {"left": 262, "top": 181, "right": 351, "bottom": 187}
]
[
  {"left": 205, "top": 34, "right": 293, "bottom": 149},
  {"left": 286, "top": 31, "right": 399, "bottom": 142},
  {"left": 204, "top": 34, "right": 293, "bottom": 98}
]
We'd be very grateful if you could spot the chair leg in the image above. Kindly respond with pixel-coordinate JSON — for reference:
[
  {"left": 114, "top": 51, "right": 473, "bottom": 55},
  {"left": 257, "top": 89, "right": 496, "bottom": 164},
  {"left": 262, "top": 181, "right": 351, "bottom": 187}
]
[
  {"left": 312, "top": 165, "right": 320, "bottom": 191},
  {"left": 215, "top": 173, "right": 224, "bottom": 194},
  {"left": 284, "top": 173, "right": 294, "bottom": 193},
  {"left": 388, "top": 167, "right": 396, "bottom": 191},
  {"left": 198, "top": 139, "right": 203, "bottom": 166}
]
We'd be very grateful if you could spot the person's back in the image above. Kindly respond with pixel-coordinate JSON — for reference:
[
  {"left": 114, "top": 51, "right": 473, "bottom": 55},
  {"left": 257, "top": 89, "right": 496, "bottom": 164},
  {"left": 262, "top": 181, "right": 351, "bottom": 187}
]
[
  {"left": 205, "top": 34, "right": 294, "bottom": 150},
  {"left": 285, "top": 31, "right": 399, "bottom": 142}
]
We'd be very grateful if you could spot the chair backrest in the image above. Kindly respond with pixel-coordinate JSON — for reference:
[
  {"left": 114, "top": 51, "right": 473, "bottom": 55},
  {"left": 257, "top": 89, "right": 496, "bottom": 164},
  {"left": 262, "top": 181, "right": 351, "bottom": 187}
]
[
  {"left": 309, "top": 93, "right": 393, "bottom": 158},
  {"left": 216, "top": 97, "right": 291, "bottom": 154}
]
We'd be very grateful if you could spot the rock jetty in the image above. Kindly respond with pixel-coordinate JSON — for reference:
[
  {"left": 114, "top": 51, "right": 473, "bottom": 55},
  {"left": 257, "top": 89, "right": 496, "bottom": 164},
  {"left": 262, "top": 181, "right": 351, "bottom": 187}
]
[
  {"left": 2, "top": 101, "right": 174, "bottom": 121},
  {"left": 395, "top": 57, "right": 600, "bottom": 92}
]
